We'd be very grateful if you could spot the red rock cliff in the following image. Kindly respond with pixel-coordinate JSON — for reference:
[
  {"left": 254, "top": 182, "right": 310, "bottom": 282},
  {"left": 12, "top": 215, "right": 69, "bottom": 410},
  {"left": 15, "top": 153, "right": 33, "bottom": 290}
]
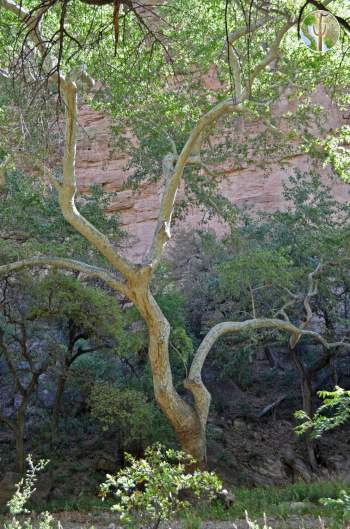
[{"left": 75, "top": 88, "right": 350, "bottom": 262}]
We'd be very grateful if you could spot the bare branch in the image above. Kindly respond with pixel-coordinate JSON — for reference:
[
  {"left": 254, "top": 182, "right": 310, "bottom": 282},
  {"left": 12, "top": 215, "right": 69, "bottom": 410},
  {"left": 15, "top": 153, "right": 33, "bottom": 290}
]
[
  {"left": 185, "top": 317, "right": 350, "bottom": 428},
  {"left": 227, "top": 19, "right": 268, "bottom": 45},
  {"left": 228, "top": 43, "right": 242, "bottom": 102},
  {"left": 57, "top": 79, "right": 137, "bottom": 281},
  {"left": 0, "top": 412, "right": 16, "bottom": 431},
  {"left": 0, "top": 328, "right": 26, "bottom": 394},
  {"left": 0, "top": 256, "right": 130, "bottom": 297}
]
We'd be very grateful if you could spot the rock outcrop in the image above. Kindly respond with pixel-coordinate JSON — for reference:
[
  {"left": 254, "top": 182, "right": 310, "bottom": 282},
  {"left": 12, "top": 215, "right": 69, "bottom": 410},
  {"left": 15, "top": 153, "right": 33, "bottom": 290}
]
[{"left": 75, "top": 89, "right": 350, "bottom": 262}]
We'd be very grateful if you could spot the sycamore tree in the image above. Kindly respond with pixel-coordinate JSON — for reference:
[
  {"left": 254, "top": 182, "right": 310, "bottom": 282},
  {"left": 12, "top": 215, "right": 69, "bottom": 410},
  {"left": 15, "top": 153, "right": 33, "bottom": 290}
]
[{"left": 0, "top": 0, "right": 350, "bottom": 465}]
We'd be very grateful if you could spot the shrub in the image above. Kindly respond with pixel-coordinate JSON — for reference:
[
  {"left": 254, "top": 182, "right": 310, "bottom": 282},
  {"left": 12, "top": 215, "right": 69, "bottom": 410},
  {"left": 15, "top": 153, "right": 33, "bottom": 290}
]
[
  {"left": 320, "top": 491, "right": 350, "bottom": 525},
  {"left": 295, "top": 386, "right": 350, "bottom": 438},
  {"left": 5, "top": 456, "right": 53, "bottom": 529},
  {"left": 100, "top": 443, "right": 222, "bottom": 529},
  {"left": 89, "top": 383, "right": 173, "bottom": 451},
  {"left": 295, "top": 387, "right": 350, "bottom": 525}
]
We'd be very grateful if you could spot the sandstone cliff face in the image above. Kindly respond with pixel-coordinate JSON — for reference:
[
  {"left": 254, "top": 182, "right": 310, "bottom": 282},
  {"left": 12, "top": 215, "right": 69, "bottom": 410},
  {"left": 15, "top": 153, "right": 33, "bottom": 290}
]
[{"left": 75, "top": 89, "right": 350, "bottom": 262}]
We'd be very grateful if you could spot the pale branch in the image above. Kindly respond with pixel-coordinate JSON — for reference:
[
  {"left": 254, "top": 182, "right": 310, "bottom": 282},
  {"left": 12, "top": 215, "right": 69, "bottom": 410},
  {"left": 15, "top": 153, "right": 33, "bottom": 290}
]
[
  {"left": 257, "top": 394, "right": 286, "bottom": 418},
  {"left": 246, "top": 0, "right": 334, "bottom": 95},
  {"left": 284, "top": 262, "right": 322, "bottom": 349},
  {"left": 227, "top": 19, "right": 268, "bottom": 45},
  {"left": 224, "top": 14, "right": 270, "bottom": 103},
  {"left": 185, "top": 317, "right": 350, "bottom": 427},
  {"left": 0, "top": 0, "right": 54, "bottom": 73},
  {"left": 145, "top": 14, "right": 298, "bottom": 273},
  {"left": 57, "top": 79, "right": 138, "bottom": 282},
  {"left": 0, "top": 67, "right": 9, "bottom": 78},
  {"left": 275, "top": 297, "right": 300, "bottom": 322},
  {"left": 145, "top": 99, "right": 246, "bottom": 270},
  {"left": 190, "top": 319, "right": 298, "bottom": 379},
  {"left": 302, "top": 263, "right": 322, "bottom": 329},
  {"left": 0, "top": 153, "right": 12, "bottom": 189},
  {"left": 1, "top": 0, "right": 138, "bottom": 284},
  {"left": 0, "top": 257, "right": 130, "bottom": 297},
  {"left": 228, "top": 43, "right": 242, "bottom": 102},
  {"left": 246, "top": 20, "right": 293, "bottom": 95}
]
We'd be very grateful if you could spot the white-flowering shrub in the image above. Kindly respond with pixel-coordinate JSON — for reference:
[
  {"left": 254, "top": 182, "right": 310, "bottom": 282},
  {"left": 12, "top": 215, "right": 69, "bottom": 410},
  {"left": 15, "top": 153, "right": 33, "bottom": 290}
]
[
  {"left": 5, "top": 456, "right": 53, "bottom": 529},
  {"left": 100, "top": 443, "right": 222, "bottom": 529}
]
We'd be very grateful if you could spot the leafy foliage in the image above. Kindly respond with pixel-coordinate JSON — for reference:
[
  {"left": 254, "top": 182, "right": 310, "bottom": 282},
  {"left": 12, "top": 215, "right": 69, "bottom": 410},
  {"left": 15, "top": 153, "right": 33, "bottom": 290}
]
[
  {"left": 320, "top": 490, "right": 350, "bottom": 524},
  {"left": 295, "top": 386, "right": 350, "bottom": 525},
  {"left": 5, "top": 456, "right": 53, "bottom": 529},
  {"left": 295, "top": 386, "right": 350, "bottom": 438},
  {"left": 89, "top": 384, "right": 172, "bottom": 451},
  {"left": 0, "top": 171, "right": 124, "bottom": 265},
  {"left": 100, "top": 443, "right": 222, "bottom": 529}
]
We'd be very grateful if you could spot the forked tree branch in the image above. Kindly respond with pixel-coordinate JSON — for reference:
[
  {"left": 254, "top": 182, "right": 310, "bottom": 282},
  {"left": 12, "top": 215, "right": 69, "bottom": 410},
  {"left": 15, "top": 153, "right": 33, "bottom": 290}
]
[
  {"left": 245, "top": 20, "right": 294, "bottom": 96},
  {"left": 145, "top": 100, "right": 246, "bottom": 269},
  {"left": 146, "top": 17, "right": 295, "bottom": 273}
]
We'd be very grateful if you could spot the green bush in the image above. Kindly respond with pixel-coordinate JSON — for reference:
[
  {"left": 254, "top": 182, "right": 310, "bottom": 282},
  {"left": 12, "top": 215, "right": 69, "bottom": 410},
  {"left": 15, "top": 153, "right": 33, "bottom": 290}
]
[
  {"left": 320, "top": 490, "right": 350, "bottom": 524},
  {"left": 295, "top": 386, "right": 350, "bottom": 438},
  {"left": 100, "top": 443, "right": 222, "bottom": 529},
  {"left": 89, "top": 383, "right": 173, "bottom": 451}
]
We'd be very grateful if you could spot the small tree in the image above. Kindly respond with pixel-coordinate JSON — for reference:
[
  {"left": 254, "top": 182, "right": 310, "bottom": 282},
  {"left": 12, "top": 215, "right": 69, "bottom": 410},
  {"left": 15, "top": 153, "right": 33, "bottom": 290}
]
[
  {"left": 100, "top": 443, "right": 222, "bottom": 529},
  {"left": 0, "top": 276, "right": 52, "bottom": 473},
  {"left": 89, "top": 383, "right": 172, "bottom": 455},
  {"left": 36, "top": 272, "right": 125, "bottom": 439},
  {"left": 0, "top": 271, "right": 125, "bottom": 470},
  {"left": 167, "top": 173, "right": 350, "bottom": 468}
]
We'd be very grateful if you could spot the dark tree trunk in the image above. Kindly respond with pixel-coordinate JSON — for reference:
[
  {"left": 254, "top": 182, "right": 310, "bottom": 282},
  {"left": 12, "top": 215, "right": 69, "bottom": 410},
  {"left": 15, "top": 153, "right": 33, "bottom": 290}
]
[
  {"left": 290, "top": 346, "right": 318, "bottom": 470},
  {"left": 300, "top": 374, "right": 318, "bottom": 470},
  {"left": 52, "top": 373, "right": 67, "bottom": 440},
  {"left": 15, "top": 411, "right": 25, "bottom": 474}
]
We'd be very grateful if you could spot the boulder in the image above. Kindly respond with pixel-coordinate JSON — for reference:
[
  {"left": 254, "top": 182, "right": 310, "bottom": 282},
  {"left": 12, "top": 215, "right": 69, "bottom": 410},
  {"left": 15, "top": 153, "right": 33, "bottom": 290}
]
[
  {"left": 279, "top": 501, "right": 316, "bottom": 512},
  {"left": 281, "top": 448, "right": 313, "bottom": 482}
]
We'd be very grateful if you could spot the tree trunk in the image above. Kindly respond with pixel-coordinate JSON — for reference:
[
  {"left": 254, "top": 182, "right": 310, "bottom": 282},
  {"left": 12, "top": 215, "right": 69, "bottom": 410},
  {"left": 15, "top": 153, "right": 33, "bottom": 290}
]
[
  {"left": 290, "top": 346, "right": 318, "bottom": 470},
  {"left": 148, "top": 316, "right": 206, "bottom": 464},
  {"left": 52, "top": 372, "right": 67, "bottom": 441},
  {"left": 134, "top": 285, "right": 207, "bottom": 465},
  {"left": 175, "top": 422, "right": 207, "bottom": 466},
  {"left": 300, "top": 374, "right": 318, "bottom": 470},
  {"left": 15, "top": 413, "right": 25, "bottom": 474}
]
